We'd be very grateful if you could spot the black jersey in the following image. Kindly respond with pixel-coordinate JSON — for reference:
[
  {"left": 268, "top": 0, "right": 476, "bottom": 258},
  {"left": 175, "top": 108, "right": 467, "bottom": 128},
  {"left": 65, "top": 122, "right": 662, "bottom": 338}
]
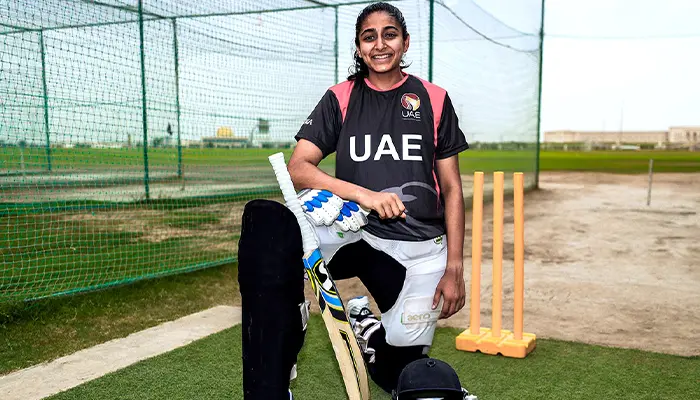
[{"left": 295, "top": 73, "right": 469, "bottom": 241}]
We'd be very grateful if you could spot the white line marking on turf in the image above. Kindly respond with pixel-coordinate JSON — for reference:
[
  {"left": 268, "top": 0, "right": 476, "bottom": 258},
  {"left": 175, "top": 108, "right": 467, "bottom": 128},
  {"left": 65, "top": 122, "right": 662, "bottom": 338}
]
[{"left": 0, "top": 305, "right": 241, "bottom": 400}]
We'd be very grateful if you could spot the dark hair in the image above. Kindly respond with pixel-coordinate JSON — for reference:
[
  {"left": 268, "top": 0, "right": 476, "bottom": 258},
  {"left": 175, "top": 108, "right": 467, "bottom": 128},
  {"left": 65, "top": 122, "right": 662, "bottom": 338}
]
[{"left": 347, "top": 2, "right": 410, "bottom": 81}]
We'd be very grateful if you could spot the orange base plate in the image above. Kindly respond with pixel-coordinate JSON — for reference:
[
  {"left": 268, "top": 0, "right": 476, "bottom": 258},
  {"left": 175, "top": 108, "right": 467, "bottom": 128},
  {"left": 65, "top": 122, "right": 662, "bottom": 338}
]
[{"left": 456, "top": 327, "right": 536, "bottom": 358}]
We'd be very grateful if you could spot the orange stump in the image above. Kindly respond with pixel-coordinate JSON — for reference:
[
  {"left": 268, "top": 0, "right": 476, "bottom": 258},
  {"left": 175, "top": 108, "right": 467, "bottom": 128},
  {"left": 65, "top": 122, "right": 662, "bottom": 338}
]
[
  {"left": 469, "top": 172, "right": 483, "bottom": 336},
  {"left": 492, "top": 172, "right": 503, "bottom": 338},
  {"left": 456, "top": 172, "right": 536, "bottom": 358}
]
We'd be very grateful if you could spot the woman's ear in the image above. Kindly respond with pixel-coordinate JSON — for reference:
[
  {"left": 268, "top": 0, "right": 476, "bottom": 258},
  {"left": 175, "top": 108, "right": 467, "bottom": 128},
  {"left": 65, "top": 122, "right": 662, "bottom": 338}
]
[{"left": 403, "top": 33, "right": 410, "bottom": 53}]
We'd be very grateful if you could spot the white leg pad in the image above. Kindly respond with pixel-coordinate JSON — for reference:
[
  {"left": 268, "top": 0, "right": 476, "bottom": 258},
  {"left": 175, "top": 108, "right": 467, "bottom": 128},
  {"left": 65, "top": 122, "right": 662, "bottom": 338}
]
[{"left": 361, "top": 231, "right": 448, "bottom": 347}]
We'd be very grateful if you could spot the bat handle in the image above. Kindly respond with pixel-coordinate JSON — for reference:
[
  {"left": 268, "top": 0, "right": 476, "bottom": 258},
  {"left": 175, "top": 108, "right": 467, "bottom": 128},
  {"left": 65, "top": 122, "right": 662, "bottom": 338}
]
[{"left": 269, "top": 152, "right": 318, "bottom": 254}]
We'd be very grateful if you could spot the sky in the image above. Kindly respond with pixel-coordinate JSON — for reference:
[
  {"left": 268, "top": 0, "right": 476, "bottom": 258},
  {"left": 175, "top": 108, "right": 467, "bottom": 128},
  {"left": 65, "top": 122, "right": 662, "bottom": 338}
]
[
  {"left": 473, "top": 0, "right": 700, "bottom": 133},
  {"left": 4, "top": 0, "right": 699, "bottom": 145}
]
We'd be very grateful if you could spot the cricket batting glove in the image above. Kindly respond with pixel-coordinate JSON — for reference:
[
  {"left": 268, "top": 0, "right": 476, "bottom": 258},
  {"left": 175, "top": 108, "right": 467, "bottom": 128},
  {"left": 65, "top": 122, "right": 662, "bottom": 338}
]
[
  {"left": 297, "top": 189, "right": 368, "bottom": 233},
  {"left": 298, "top": 189, "right": 344, "bottom": 226},
  {"left": 297, "top": 189, "right": 367, "bottom": 263}
]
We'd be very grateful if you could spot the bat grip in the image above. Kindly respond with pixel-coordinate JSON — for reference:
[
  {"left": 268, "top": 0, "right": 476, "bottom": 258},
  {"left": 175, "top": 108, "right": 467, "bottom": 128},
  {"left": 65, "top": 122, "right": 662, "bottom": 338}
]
[{"left": 268, "top": 152, "right": 318, "bottom": 254}]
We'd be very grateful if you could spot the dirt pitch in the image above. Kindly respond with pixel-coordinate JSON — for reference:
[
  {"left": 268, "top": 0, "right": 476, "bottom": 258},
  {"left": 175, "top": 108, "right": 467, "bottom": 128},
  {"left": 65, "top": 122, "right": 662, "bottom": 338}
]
[{"left": 309, "top": 172, "right": 700, "bottom": 357}]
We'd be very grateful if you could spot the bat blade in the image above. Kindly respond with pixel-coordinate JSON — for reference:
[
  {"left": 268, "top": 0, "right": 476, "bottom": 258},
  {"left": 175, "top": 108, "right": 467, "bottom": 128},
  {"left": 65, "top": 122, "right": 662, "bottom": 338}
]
[
  {"left": 304, "top": 249, "right": 370, "bottom": 399},
  {"left": 269, "top": 153, "right": 370, "bottom": 400}
]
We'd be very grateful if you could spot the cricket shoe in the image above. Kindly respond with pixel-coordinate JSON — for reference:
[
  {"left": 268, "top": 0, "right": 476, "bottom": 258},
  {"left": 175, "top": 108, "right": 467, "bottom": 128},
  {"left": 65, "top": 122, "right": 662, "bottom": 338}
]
[
  {"left": 462, "top": 387, "right": 478, "bottom": 400},
  {"left": 347, "top": 296, "right": 380, "bottom": 363},
  {"left": 347, "top": 295, "right": 373, "bottom": 327}
]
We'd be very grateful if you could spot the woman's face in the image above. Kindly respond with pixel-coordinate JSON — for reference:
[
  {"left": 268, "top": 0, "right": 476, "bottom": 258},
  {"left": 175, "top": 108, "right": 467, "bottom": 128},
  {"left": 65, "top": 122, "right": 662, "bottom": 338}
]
[{"left": 357, "top": 11, "right": 409, "bottom": 75}]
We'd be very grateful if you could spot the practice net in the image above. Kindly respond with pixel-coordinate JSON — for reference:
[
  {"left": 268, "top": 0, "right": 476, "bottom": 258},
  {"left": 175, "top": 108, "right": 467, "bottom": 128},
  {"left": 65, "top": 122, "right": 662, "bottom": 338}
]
[{"left": 0, "top": 0, "right": 543, "bottom": 302}]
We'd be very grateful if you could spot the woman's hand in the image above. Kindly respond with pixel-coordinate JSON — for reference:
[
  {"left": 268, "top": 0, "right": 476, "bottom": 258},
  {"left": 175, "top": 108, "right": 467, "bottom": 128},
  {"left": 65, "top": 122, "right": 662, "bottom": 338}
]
[
  {"left": 432, "top": 261, "right": 466, "bottom": 319},
  {"left": 357, "top": 190, "right": 407, "bottom": 220}
]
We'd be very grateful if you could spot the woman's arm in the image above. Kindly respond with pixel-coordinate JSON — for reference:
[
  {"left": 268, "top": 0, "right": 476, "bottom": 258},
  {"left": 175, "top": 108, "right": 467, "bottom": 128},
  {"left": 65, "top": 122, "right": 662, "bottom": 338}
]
[
  {"left": 432, "top": 154, "right": 466, "bottom": 318},
  {"left": 288, "top": 139, "right": 406, "bottom": 220}
]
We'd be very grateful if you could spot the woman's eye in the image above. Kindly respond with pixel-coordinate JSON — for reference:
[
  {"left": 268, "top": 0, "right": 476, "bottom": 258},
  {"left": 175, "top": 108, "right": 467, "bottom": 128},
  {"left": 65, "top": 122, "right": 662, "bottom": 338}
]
[
  {"left": 385, "top": 32, "right": 397, "bottom": 39},
  {"left": 364, "top": 35, "right": 375, "bottom": 41}
]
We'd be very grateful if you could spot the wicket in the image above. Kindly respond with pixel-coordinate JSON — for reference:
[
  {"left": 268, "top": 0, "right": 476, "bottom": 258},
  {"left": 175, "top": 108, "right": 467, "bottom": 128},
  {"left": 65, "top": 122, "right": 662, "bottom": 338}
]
[{"left": 455, "top": 171, "right": 537, "bottom": 358}]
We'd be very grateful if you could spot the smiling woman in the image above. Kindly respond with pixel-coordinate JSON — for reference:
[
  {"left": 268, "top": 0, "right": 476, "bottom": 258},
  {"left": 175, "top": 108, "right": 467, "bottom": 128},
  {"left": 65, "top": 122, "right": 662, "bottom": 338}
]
[
  {"left": 251, "top": 1, "right": 473, "bottom": 397},
  {"left": 349, "top": 2, "right": 411, "bottom": 88}
]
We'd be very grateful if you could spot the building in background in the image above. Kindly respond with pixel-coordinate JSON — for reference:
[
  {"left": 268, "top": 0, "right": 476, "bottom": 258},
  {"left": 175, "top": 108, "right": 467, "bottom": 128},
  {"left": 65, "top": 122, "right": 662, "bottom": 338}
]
[
  {"left": 669, "top": 126, "right": 700, "bottom": 147},
  {"left": 201, "top": 126, "right": 249, "bottom": 148},
  {"left": 199, "top": 120, "right": 281, "bottom": 148},
  {"left": 544, "top": 126, "right": 699, "bottom": 150}
]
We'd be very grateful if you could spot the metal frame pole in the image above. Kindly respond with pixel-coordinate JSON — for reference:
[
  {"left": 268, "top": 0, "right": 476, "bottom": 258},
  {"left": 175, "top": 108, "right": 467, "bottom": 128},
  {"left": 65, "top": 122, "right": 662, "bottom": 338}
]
[
  {"left": 39, "top": 31, "right": 52, "bottom": 172},
  {"left": 428, "top": 0, "right": 434, "bottom": 82},
  {"left": 535, "top": 0, "right": 546, "bottom": 188},
  {"left": 172, "top": 18, "right": 183, "bottom": 179},
  {"left": 138, "top": 0, "right": 150, "bottom": 200},
  {"left": 334, "top": 6, "right": 339, "bottom": 84}
]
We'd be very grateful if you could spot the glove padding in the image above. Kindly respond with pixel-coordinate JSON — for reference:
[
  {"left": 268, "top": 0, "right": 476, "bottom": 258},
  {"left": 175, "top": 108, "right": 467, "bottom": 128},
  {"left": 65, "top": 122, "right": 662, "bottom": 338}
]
[
  {"left": 334, "top": 201, "right": 368, "bottom": 233},
  {"left": 298, "top": 189, "right": 344, "bottom": 226},
  {"left": 298, "top": 189, "right": 368, "bottom": 233}
]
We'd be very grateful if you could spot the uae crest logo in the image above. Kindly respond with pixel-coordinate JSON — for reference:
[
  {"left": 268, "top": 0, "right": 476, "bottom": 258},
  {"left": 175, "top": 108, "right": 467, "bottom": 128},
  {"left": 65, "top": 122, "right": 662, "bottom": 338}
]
[{"left": 401, "top": 93, "right": 421, "bottom": 111}]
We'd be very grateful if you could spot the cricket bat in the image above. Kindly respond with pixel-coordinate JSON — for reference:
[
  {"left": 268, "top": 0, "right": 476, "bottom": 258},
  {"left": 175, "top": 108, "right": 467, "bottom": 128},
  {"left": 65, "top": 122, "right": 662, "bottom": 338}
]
[{"left": 268, "top": 152, "right": 371, "bottom": 400}]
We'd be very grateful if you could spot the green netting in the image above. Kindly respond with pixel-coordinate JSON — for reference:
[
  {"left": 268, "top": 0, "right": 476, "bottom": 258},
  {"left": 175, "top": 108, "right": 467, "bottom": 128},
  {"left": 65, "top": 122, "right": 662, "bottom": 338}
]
[{"left": 0, "top": 0, "right": 543, "bottom": 303}]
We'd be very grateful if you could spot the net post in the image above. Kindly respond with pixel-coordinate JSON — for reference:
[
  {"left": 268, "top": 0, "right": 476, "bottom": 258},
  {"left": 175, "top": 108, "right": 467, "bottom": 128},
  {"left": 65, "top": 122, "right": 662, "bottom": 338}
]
[
  {"left": 647, "top": 159, "right": 654, "bottom": 206},
  {"left": 535, "top": 0, "right": 546, "bottom": 188},
  {"left": 138, "top": 0, "right": 150, "bottom": 201},
  {"left": 428, "top": 0, "right": 435, "bottom": 82},
  {"left": 39, "top": 30, "right": 52, "bottom": 172},
  {"left": 334, "top": 5, "right": 339, "bottom": 84},
  {"left": 172, "top": 18, "right": 183, "bottom": 180}
]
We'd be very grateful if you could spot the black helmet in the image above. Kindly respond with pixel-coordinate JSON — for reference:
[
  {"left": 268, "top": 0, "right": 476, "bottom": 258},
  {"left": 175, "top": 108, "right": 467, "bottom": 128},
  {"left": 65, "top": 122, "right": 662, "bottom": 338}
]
[{"left": 392, "top": 358, "right": 466, "bottom": 400}]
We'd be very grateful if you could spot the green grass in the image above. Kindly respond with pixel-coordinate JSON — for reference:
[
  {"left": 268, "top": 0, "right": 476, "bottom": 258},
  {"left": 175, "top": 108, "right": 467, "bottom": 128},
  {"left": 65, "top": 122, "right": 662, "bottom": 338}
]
[
  {"left": 0, "top": 147, "right": 312, "bottom": 172},
  {"left": 0, "top": 204, "right": 240, "bottom": 302},
  {"left": 539, "top": 150, "right": 700, "bottom": 173},
  {"left": 162, "top": 211, "right": 221, "bottom": 229},
  {"left": 2, "top": 146, "right": 699, "bottom": 385},
  {"left": 460, "top": 150, "right": 537, "bottom": 173},
  {"left": 46, "top": 315, "right": 700, "bottom": 400},
  {"left": 0, "top": 147, "right": 290, "bottom": 170},
  {"left": 0, "top": 263, "right": 239, "bottom": 375},
  {"left": 3, "top": 147, "right": 698, "bottom": 176},
  {"left": 3, "top": 260, "right": 698, "bottom": 399},
  {"left": 1, "top": 147, "right": 698, "bottom": 314}
]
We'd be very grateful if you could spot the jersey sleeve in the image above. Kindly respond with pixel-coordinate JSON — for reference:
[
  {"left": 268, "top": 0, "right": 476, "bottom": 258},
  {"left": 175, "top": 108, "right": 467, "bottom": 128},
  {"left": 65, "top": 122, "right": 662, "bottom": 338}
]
[
  {"left": 294, "top": 90, "right": 342, "bottom": 158},
  {"left": 435, "top": 93, "right": 469, "bottom": 159}
]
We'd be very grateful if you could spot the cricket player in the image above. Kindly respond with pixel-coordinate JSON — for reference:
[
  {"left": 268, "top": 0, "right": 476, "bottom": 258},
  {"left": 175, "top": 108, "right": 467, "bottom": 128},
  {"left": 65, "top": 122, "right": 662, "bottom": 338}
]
[{"left": 238, "top": 2, "right": 470, "bottom": 398}]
